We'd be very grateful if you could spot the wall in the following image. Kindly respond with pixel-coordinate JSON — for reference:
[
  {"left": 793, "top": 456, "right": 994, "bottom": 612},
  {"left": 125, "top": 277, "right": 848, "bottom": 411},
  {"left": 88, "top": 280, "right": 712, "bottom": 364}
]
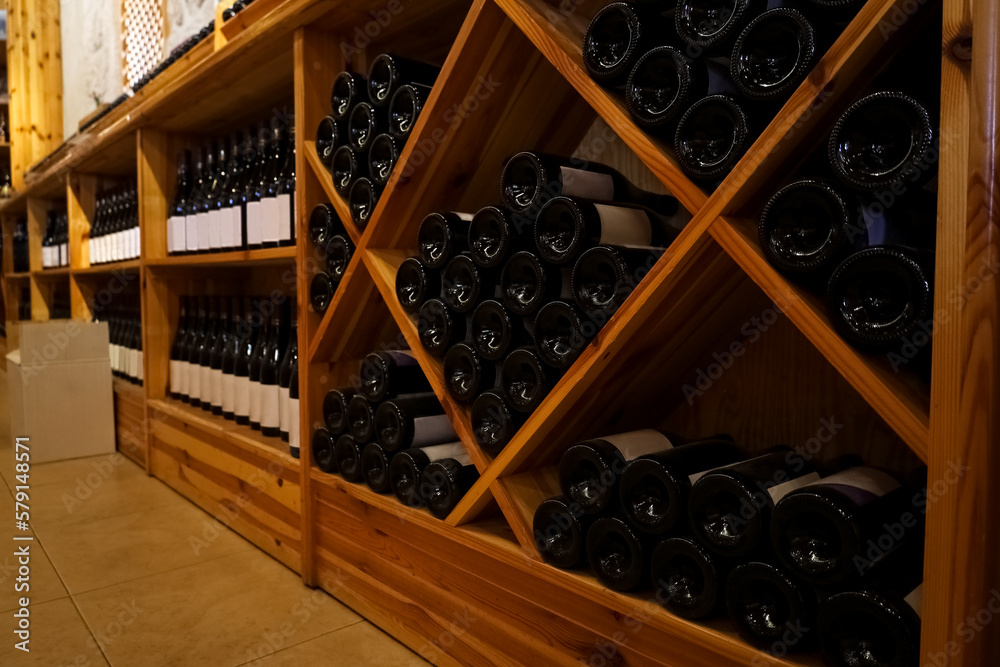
[
  {"left": 164, "top": 0, "right": 214, "bottom": 53},
  {"left": 60, "top": 0, "right": 122, "bottom": 138}
]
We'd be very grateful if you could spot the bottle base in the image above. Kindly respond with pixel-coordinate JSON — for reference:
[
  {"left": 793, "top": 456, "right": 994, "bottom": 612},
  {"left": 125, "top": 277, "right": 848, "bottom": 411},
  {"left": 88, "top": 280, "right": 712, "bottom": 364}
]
[
  {"left": 222, "top": 411, "right": 235, "bottom": 421},
  {"left": 250, "top": 421, "right": 261, "bottom": 431},
  {"left": 190, "top": 399, "right": 201, "bottom": 408},
  {"left": 200, "top": 402, "right": 213, "bottom": 412},
  {"left": 211, "top": 407, "right": 223, "bottom": 416},
  {"left": 280, "top": 431, "right": 289, "bottom": 442},
  {"left": 235, "top": 415, "right": 250, "bottom": 426},
  {"left": 261, "top": 426, "right": 280, "bottom": 438}
]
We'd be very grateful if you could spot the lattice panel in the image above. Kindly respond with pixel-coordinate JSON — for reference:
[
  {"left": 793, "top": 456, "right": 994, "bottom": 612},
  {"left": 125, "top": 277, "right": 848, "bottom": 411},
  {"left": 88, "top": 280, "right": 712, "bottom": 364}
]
[{"left": 122, "top": 0, "right": 165, "bottom": 89}]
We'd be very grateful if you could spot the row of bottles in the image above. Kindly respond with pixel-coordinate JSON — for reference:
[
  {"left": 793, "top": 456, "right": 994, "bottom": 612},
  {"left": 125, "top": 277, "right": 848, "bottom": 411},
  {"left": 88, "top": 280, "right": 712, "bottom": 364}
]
[
  {"left": 310, "top": 349, "right": 478, "bottom": 520},
  {"left": 168, "top": 295, "right": 300, "bottom": 455},
  {"left": 94, "top": 299, "right": 144, "bottom": 385},
  {"left": 90, "top": 182, "right": 141, "bottom": 265},
  {"left": 307, "top": 202, "right": 355, "bottom": 314},
  {"left": 535, "top": 429, "right": 925, "bottom": 665},
  {"left": 395, "top": 150, "right": 685, "bottom": 454},
  {"left": 167, "top": 120, "right": 297, "bottom": 255},
  {"left": 582, "top": 0, "right": 863, "bottom": 184},
  {"left": 223, "top": 0, "right": 257, "bottom": 22},
  {"left": 41, "top": 210, "right": 69, "bottom": 269},
  {"left": 12, "top": 218, "right": 29, "bottom": 273},
  {"left": 316, "top": 54, "right": 440, "bottom": 227}
]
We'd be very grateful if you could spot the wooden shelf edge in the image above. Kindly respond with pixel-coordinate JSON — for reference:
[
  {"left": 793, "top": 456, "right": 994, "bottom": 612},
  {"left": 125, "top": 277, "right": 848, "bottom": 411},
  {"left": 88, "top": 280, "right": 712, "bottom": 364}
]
[
  {"left": 4, "top": 272, "right": 30, "bottom": 280},
  {"left": 306, "top": 247, "right": 368, "bottom": 363},
  {"left": 33, "top": 267, "right": 72, "bottom": 278},
  {"left": 74, "top": 259, "right": 142, "bottom": 275},
  {"left": 145, "top": 245, "right": 296, "bottom": 267}
]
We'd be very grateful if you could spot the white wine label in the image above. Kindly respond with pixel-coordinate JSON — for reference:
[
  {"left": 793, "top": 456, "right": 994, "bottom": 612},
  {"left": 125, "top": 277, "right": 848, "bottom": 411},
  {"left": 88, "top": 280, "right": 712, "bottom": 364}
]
[
  {"left": 208, "top": 209, "right": 223, "bottom": 249},
  {"left": 61, "top": 243, "right": 68, "bottom": 266},
  {"left": 235, "top": 376, "right": 251, "bottom": 417},
  {"left": 289, "top": 397, "right": 301, "bottom": 452},
  {"left": 247, "top": 201, "right": 263, "bottom": 245},
  {"left": 185, "top": 215, "right": 198, "bottom": 251},
  {"left": 767, "top": 472, "right": 823, "bottom": 505},
  {"left": 233, "top": 207, "right": 245, "bottom": 247},
  {"left": 170, "top": 360, "right": 181, "bottom": 394},
  {"left": 806, "top": 467, "right": 901, "bottom": 507},
  {"left": 200, "top": 365, "right": 213, "bottom": 403},
  {"left": 904, "top": 583, "right": 923, "bottom": 619},
  {"left": 249, "top": 380, "right": 262, "bottom": 422},
  {"left": 130, "top": 349, "right": 139, "bottom": 380},
  {"left": 134, "top": 227, "right": 142, "bottom": 259},
  {"left": 560, "top": 166, "right": 615, "bottom": 201},
  {"left": 602, "top": 429, "right": 674, "bottom": 461},
  {"left": 261, "top": 383, "right": 281, "bottom": 429},
  {"left": 422, "top": 442, "right": 472, "bottom": 465},
  {"left": 167, "top": 218, "right": 175, "bottom": 253},
  {"left": 279, "top": 386, "right": 290, "bottom": 433},
  {"left": 456, "top": 212, "right": 475, "bottom": 222},
  {"left": 219, "top": 208, "right": 235, "bottom": 249},
  {"left": 188, "top": 361, "right": 201, "bottom": 398},
  {"left": 197, "top": 211, "right": 211, "bottom": 250},
  {"left": 211, "top": 368, "right": 224, "bottom": 408},
  {"left": 222, "top": 373, "right": 236, "bottom": 413},
  {"left": 594, "top": 204, "right": 653, "bottom": 247},
  {"left": 138, "top": 352, "right": 144, "bottom": 382},
  {"left": 178, "top": 361, "right": 190, "bottom": 397},
  {"left": 261, "top": 196, "right": 280, "bottom": 244},
  {"left": 411, "top": 415, "right": 459, "bottom": 448},
  {"left": 277, "top": 194, "right": 293, "bottom": 242}
]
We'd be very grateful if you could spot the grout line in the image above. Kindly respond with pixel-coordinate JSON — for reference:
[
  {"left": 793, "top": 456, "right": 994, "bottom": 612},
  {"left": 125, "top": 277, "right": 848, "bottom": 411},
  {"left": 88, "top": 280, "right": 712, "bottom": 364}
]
[{"left": 230, "top": 619, "right": 369, "bottom": 667}]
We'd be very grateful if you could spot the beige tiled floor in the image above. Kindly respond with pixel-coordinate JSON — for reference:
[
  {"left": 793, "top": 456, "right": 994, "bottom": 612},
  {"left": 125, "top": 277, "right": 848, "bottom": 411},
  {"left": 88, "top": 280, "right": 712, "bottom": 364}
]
[{"left": 0, "top": 365, "right": 429, "bottom": 666}]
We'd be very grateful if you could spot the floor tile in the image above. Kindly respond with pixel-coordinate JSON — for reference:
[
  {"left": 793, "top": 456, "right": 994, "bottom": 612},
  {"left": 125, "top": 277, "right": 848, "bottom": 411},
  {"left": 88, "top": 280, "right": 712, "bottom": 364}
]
[
  {"left": 0, "top": 485, "right": 69, "bottom": 613},
  {"left": 26, "top": 453, "right": 143, "bottom": 489},
  {"left": 0, "top": 597, "right": 110, "bottom": 667},
  {"left": 74, "top": 550, "right": 361, "bottom": 667},
  {"left": 246, "top": 622, "right": 430, "bottom": 667},
  {"left": 37, "top": 501, "right": 254, "bottom": 595}
]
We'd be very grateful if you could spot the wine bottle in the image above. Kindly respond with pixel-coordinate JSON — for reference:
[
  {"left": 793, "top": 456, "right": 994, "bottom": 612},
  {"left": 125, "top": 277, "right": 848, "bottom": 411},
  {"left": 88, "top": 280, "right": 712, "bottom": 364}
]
[
  {"left": 227, "top": 133, "right": 248, "bottom": 250},
  {"left": 276, "top": 128, "right": 296, "bottom": 247},
  {"left": 187, "top": 297, "right": 207, "bottom": 407},
  {"left": 168, "top": 151, "right": 191, "bottom": 254},
  {"left": 309, "top": 203, "right": 337, "bottom": 249},
  {"left": 443, "top": 342, "right": 498, "bottom": 403},
  {"left": 620, "top": 438, "right": 744, "bottom": 535},
  {"left": 586, "top": 515, "right": 651, "bottom": 591},
  {"left": 533, "top": 300, "right": 595, "bottom": 370},
  {"left": 334, "top": 433, "right": 364, "bottom": 482},
  {"left": 316, "top": 116, "right": 341, "bottom": 167},
  {"left": 326, "top": 235, "right": 354, "bottom": 283},
  {"left": 389, "top": 441, "right": 469, "bottom": 508},
  {"left": 331, "top": 71, "right": 366, "bottom": 121},
  {"left": 248, "top": 307, "right": 269, "bottom": 430},
  {"left": 395, "top": 257, "right": 440, "bottom": 313},
  {"left": 288, "top": 354, "right": 300, "bottom": 458},
  {"left": 501, "top": 152, "right": 678, "bottom": 217},
  {"left": 470, "top": 390, "right": 521, "bottom": 453},
  {"left": 261, "top": 127, "right": 287, "bottom": 248},
  {"left": 209, "top": 298, "right": 230, "bottom": 416},
  {"left": 500, "top": 346, "right": 558, "bottom": 413},
  {"left": 331, "top": 146, "right": 366, "bottom": 195},
  {"left": 310, "top": 272, "right": 334, "bottom": 314},
  {"left": 359, "top": 350, "right": 429, "bottom": 402},
  {"left": 198, "top": 297, "right": 219, "bottom": 411},
  {"left": 501, "top": 251, "right": 570, "bottom": 316},
  {"left": 312, "top": 427, "right": 337, "bottom": 473},
  {"left": 374, "top": 392, "right": 457, "bottom": 451},
  {"left": 582, "top": 2, "right": 669, "bottom": 87},
  {"left": 441, "top": 254, "right": 492, "bottom": 314},
  {"left": 178, "top": 296, "right": 200, "bottom": 402},
  {"left": 535, "top": 196, "right": 677, "bottom": 265},
  {"left": 675, "top": 0, "right": 768, "bottom": 53},
  {"left": 348, "top": 177, "right": 380, "bottom": 228},
  {"left": 469, "top": 300, "right": 528, "bottom": 362},
  {"left": 278, "top": 313, "right": 298, "bottom": 442},
  {"left": 417, "top": 299, "right": 466, "bottom": 357},
  {"left": 245, "top": 129, "right": 269, "bottom": 248},
  {"left": 186, "top": 151, "right": 204, "bottom": 254},
  {"left": 626, "top": 46, "right": 736, "bottom": 131},
  {"left": 169, "top": 296, "right": 189, "bottom": 400},
  {"left": 416, "top": 211, "right": 474, "bottom": 270},
  {"left": 207, "top": 141, "right": 228, "bottom": 252},
  {"left": 260, "top": 307, "right": 285, "bottom": 437},
  {"left": 674, "top": 94, "right": 755, "bottom": 182},
  {"left": 468, "top": 206, "right": 533, "bottom": 270},
  {"left": 827, "top": 90, "right": 937, "bottom": 192},
  {"left": 688, "top": 449, "right": 822, "bottom": 557},
  {"left": 198, "top": 144, "right": 217, "bottom": 253},
  {"left": 650, "top": 536, "right": 731, "bottom": 619},
  {"left": 559, "top": 429, "right": 681, "bottom": 516},
  {"left": 725, "top": 560, "right": 816, "bottom": 650},
  {"left": 367, "top": 54, "right": 439, "bottom": 108},
  {"left": 388, "top": 82, "right": 432, "bottom": 138},
  {"left": 532, "top": 495, "right": 594, "bottom": 569},
  {"left": 221, "top": 298, "right": 241, "bottom": 421},
  {"left": 361, "top": 442, "right": 396, "bottom": 493},
  {"left": 729, "top": 7, "right": 819, "bottom": 101},
  {"left": 233, "top": 297, "right": 255, "bottom": 426},
  {"left": 421, "top": 456, "right": 478, "bottom": 519},
  {"left": 322, "top": 387, "right": 357, "bottom": 435},
  {"left": 770, "top": 466, "right": 920, "bottom": 586},
  {"left": 572, "top": 244, "right": 665, "bottom": 318},
  {"left": 346, "top": 394, "right": 376, "bottom": 443},
  {"left": 368, "top": 133, "right": 401, "bottom": 187},
  {"left": 347, "top": 102, "right": 384, "bottom": 154}
]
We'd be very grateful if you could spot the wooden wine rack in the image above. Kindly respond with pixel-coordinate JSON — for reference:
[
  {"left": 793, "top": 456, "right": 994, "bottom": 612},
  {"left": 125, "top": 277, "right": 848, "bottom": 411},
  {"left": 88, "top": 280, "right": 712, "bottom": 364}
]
[{"left": 1, "top": 0, "right": 997, "bottom": 664}]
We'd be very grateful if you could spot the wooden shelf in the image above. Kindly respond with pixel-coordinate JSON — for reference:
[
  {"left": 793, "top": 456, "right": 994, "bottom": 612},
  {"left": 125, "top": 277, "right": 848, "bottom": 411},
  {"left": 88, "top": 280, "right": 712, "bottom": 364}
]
[
  {"left": 74, "top": 259, "right": 142, "bottom": 275},
  {"left": 112, "top": 375, "right": 143, "bottom": 401},
  {"left": 4, "top": 271, "right": 30, "bottom": 280},
  {"left": 145, "top": 246, "right": 296, "bottom": 268},
  {"left": 33, "top": 266, "right": 71, "bottom": 278}
]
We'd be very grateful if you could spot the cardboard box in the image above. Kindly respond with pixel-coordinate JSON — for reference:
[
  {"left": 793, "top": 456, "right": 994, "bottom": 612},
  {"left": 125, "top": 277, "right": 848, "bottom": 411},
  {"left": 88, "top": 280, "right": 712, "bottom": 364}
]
[{"left": 6, "top": 320, "right": 116, "bottom": 463}]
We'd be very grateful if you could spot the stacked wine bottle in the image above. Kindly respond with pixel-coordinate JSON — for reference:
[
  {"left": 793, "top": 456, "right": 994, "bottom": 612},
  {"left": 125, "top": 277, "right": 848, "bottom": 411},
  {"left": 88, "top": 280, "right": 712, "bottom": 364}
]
[
  {"left": 223, "top": 0, "right": 257, "bottom": 21},
  {"left": 169, "top": 295, "right": 301, "bottom": 456},
  {"left": 167, "top": 120, "right": 296, "bottom": 255},
  {"left": 89, "top": 182, "right": 141, "bottom": 265},
  {"left": 536, "top": 430, "right": 926, "bottom": 665},
  {"left": 307, "top": 202, "right": 355, "bottom": 315},
  {"left": 395, "top": 150, "right": 684, "bottom": 454},
  {"left": 582, "top": 0, "right": 863, "bottom": 184},
  {"left": 94, "top": 298, "right": 144, "bottom": 385},
  {"left": 311, "top": 349, "right": 478, "bottom": 520},
  {"left": 316, "top": 54, "right": 440, "bottom": 228},
  {"left": 41, "top": 210, "right": 69, "bottom": 270}
]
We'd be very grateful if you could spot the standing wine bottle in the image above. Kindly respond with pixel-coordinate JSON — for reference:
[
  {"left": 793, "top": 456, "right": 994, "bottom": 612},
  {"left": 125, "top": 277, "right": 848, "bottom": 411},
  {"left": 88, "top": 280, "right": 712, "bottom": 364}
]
[
  {"left": 650, "top": 536, "right": 732, "bottom": 619},
  {"left": 468, "top": 206, "right": 533, "bottom": 270},
  {"left": 417, "top": 211, "right": 474, "bottom": 270},
  {"left": 443, "top": 342, "right": 498, "bottom": 403},
  {"left": 674, "top": 95, "right": 756, "bottom": 182},
  {"left": 620, "top": 437, "right": 744, "bottom": 535},
  {"left": 245, "top": 129, "right": 269, "bottom": 249},
  {"left": 729, "top": 7, "right": 819, "bottom": 101},
  {"left": 234, "top": 297, "right": 255, "bottom": 426},
  {"left": 278, "top": 313, "right": 298, "bottom": 442},
  {"left": 331, "top": 71, "right": 366, "bottom": 121},
  {"left": 312, "top": 427, "right": 337, "bottom": 473},
  {"left": 532, "top": 495, "right": 595, "bottom": 569},
  {"left": 346, "top": 394, "right": 376, "bottom": 443},
  {"left": 470, "top": 390, "right": 522, "bottom": 453},
  {"left": 198, "top": 144, "right": 217, "bottom": 253},
  {"left": 500, "top": 346, "right": 557, "bottom": 413},
  {"left": 207, "top": 141, "right": 227, "bottom": 252},
  {"left": 331, "top": 146, "right": 365, "bottom": 195},
  {"left": 533, "top": 300, "right": 595, "bottom": 370},
  {"left": 209, "top": 298, "right": 230, "bottom": 416},
  {"left": 470, "top": 300, "right": 528, "bottom": 362},
  {"left": 688, "top": 448, "right": 822, "bottom": 557},
  {"left": 178, "top": 296, "right": 200, "bottom": 402},
  {"left": 360, "top": 442, "right": 397, "bottom": 493},
  {"left": 417, "top": 299, "right": 466, "bottom": 357},
  {"left": 334, "top": 433, "right": 364, "bottom": 482},
  {"left": 441, "top": 254, "right": 493, "bottom": 314},
  {"left": 421, "top": 455, "right": 478, "bottom": 519},
  {"left": 367, "top": 54, "right": 439, "bottom": 108},
  {"left": 276, "top": 128, "right": 296, "bottom": 247},
  {"left": 725, "top": 561, "right": 816, "bottom": 650},
  {"left": 586, "top": 515, "right": 651, "bottom": 591},
  {"left": 559, "top": 429, "right": 682, "bottom": 516},
  {"left": 168, "top": 151, "right": 191, "bottom": 254},
  {"left": 198, "top": 297, "right": 219, "bottom": 411},
  {"left": 248, "top": 307, "right": 269, "bottom": 430},
  {"left": 259, "top": 307, "right": 285, "bottom": 438},
  {"left": 534, "top": 196, "right": 677, "bottom": 265},
  {"left": 221, "top": 299, "right": 242, "bottom": 421},
  {"left": 572, "top": 244, "right": 665, "bottom": 318},
  {"left": 395, "top": 257, "right": 440, "bottom": 313},
  {"left": 169, "top": 296, "right": 190, "bottom": 399},
  {"left": 359, "top": 350, "right": 430, "bottom": 403},
  {"left": 261, "top": 127, "right": 287, "bottom": 248},
  {"left": 288, "top": 352, "right": 300, "bottom": 458},
  {"left": 228, "top": 133, "right": 248, "bottom": 250},
  {"left": 374, "top": 393, "right": 458, "bottom": 451},
  {"left": 770, "top": 466, "right": 920, "bottom": 586},
  {"left": 582, "top": 2, "right": 670, "bottom": 87},
  {"left": 501, "top": 251, "right": 570, "bottom": 316},
  {"left": 501, "top": 152, "right": 678, "bottom": 217},
  {"left": 322, "top": 387, "right": 357, "bottom": 436},
  {"left": 389, "top": 441, "right": 469, "bottom": 508},
  {"left": 185, "top": 151, "right": 204, "bottom": 254},
  {"left": 388, "top": 82, "right": 432, "bottom": 138},
  {"left": 187, "top": 297, "right": 207, "bottom": 407}
]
